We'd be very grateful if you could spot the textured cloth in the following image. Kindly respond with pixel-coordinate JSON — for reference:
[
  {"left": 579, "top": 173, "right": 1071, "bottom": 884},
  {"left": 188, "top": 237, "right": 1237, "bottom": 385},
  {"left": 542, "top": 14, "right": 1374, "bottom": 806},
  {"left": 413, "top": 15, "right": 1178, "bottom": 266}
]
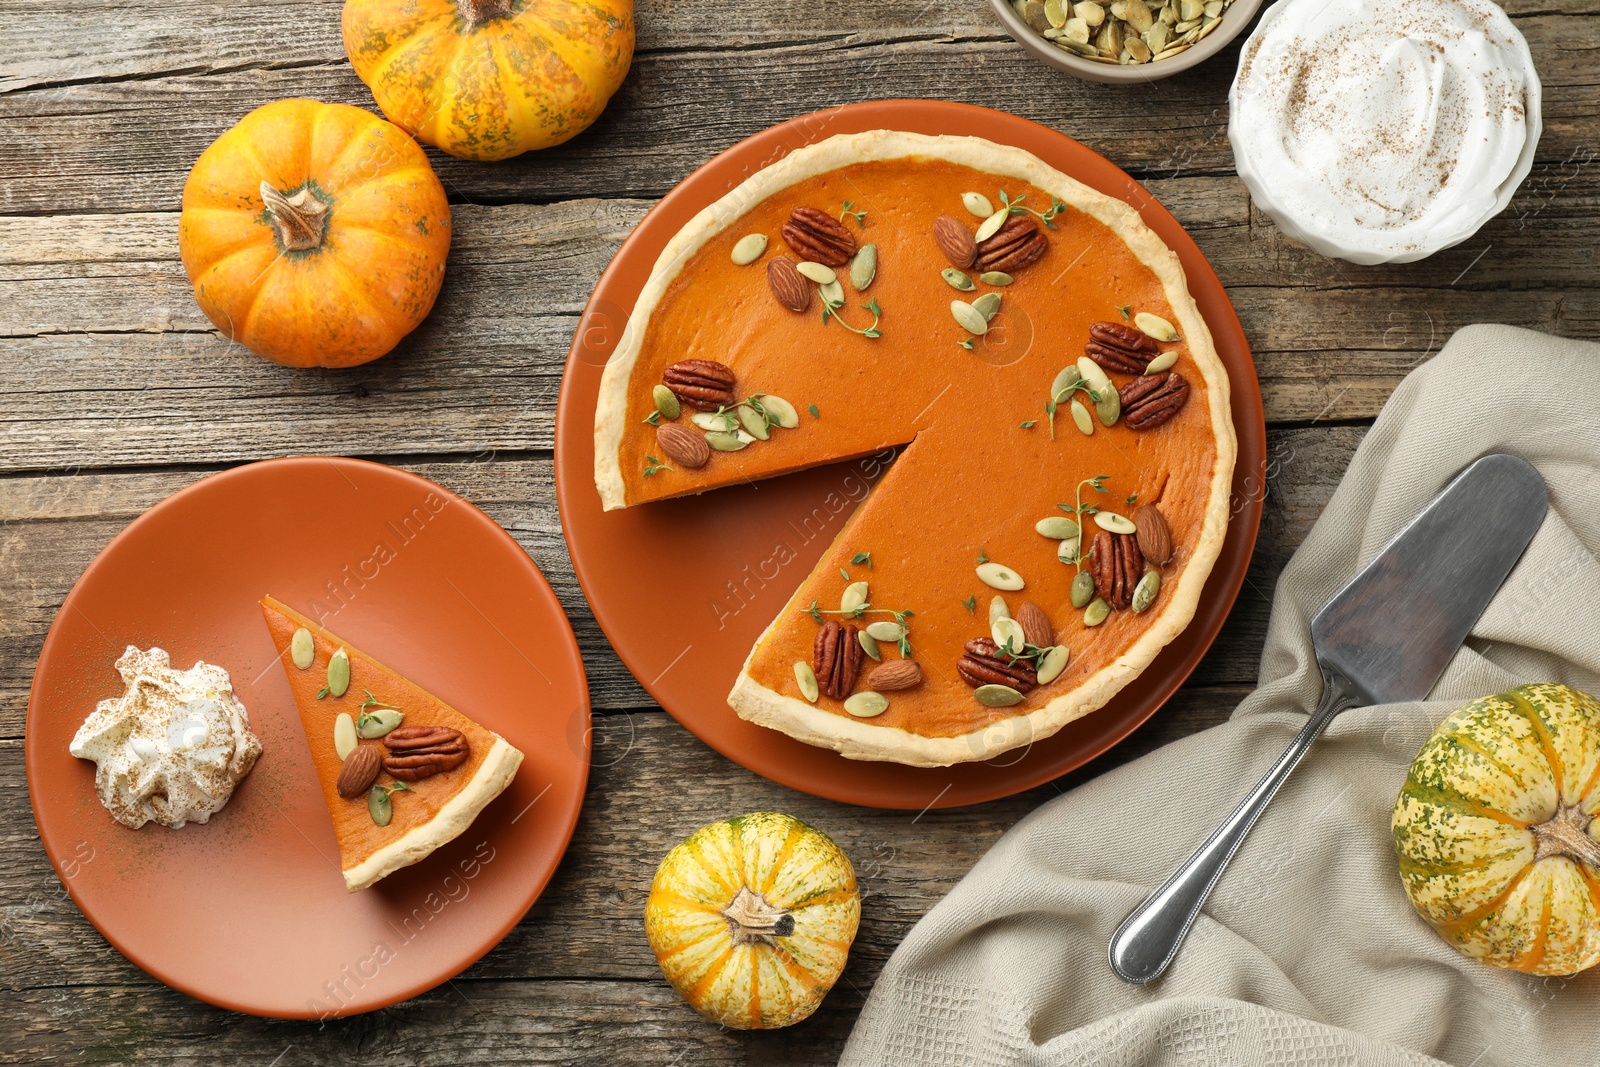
[{"left": 840, "top": 325, "right": 1600, "bottom": 1067}]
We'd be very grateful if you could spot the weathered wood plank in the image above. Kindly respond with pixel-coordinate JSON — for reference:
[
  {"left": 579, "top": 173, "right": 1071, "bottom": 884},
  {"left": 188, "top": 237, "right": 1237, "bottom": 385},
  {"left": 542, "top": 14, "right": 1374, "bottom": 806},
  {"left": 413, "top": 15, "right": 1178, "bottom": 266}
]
[
  {"left": 1, "top": 685, "right": 1244, "bottom": 1000},
  {"left": 1, "top": 15, "right": 1591, "bottom": 214},
  {"left": 0, "top": 427, "right": 1357, "bottom": 735}
]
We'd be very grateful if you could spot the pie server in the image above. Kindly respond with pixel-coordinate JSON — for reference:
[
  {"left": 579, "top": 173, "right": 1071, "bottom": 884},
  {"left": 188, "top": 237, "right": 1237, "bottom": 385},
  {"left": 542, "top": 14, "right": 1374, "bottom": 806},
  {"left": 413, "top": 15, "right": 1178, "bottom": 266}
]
[{"left": 1108, "top": 452, "right": 1548, "bottom": 984}]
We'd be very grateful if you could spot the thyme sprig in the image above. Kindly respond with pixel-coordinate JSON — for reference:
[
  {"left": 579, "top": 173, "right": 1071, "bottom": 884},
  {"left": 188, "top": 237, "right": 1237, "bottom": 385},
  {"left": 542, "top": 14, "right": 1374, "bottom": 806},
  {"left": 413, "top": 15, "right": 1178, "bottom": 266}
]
[
  {"left": 801, "top": 599, "right": 916, "bottom": 657},
  {"left": 1055, "top": 474, "right": 1109, "bottom": 568},
  {"left": 643, "top": 455, "right": 671, "bottom": 477},
  {"left": 839, "top": 200, "right": 867, "bottom": 226},
  {"left": 999, "top": 190, "right": 1069, "bottom": 230},
  {"left": 1045, "top": 368, "right": 1109, "bottom": 441},
  {"left": 821, "top": 295, "right": 883, "bottom": 338}
]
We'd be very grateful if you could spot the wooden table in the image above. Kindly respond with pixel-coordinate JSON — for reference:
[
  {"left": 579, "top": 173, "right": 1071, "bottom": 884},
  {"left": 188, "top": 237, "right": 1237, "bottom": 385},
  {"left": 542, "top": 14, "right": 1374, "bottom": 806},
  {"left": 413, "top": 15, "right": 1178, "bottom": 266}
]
[{"left": 1, "top": 1, "right": 1593, "bottom": 1061}]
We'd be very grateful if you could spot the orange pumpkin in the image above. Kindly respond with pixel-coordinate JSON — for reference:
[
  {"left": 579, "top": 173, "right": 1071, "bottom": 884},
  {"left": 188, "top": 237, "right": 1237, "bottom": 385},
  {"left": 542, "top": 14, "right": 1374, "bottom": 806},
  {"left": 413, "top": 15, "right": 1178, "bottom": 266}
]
[
  {"left": 178, "top": 99, "right": 451, "bottom": 369},
  {"left": 342, "top": 0, "right": 635, "bottom": 162}
]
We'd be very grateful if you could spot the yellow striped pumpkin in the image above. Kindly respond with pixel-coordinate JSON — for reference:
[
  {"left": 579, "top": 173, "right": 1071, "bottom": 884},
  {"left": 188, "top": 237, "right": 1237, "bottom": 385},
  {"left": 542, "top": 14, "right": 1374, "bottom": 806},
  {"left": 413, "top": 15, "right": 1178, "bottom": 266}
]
[
  {"left": 342, "top": 0, "right": 634, "bottom": 162},
  {"left": 1393, "top": 683, "right": 1600, "bottom": 974},
  {"left": 645, "top": 812, "right": 860, "bottom": 1029}
]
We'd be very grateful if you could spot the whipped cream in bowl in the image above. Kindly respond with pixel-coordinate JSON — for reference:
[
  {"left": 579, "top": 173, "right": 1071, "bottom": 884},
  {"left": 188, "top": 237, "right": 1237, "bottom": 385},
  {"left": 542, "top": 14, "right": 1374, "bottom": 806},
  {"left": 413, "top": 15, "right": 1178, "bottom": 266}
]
[
  {"left": 1229, "top": 0, "right": 1539, "bottom": 264},
  {"left": 71, "top": 646, "right": 263, "bottom": 829}
]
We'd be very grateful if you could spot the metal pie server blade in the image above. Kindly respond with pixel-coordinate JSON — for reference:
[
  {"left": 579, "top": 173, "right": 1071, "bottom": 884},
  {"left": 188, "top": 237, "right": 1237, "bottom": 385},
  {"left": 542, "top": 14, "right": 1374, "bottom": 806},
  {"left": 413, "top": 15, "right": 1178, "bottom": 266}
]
[{"left": 1108, "top": 453, "right": 1547, "bottom": 984}]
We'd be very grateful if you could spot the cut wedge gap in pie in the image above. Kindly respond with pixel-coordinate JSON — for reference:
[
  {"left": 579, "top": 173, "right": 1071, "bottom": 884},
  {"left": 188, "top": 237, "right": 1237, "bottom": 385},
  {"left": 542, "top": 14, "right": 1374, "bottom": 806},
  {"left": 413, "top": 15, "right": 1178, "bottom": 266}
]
[
  {"left": 594, "top": 131, "right": 1237, "bottom": 767},
  {"left": 261, "top": 595, "right": 524, "bottom": 890}
]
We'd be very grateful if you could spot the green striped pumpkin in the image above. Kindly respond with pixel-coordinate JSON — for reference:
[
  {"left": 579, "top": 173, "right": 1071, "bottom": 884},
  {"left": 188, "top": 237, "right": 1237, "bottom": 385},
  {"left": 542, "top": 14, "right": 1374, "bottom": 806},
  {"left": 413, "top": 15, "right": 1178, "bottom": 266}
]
[{"left": 1393, "top": 683, "right": 1600, "bottom": 975}]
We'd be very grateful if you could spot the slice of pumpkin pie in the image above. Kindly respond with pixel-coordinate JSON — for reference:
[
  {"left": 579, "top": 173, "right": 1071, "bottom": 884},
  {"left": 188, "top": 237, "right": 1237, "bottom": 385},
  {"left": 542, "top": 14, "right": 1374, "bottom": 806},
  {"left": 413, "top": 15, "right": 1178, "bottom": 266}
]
[{"left": 260, "top": 595, "right": 523, "bottom": 891}]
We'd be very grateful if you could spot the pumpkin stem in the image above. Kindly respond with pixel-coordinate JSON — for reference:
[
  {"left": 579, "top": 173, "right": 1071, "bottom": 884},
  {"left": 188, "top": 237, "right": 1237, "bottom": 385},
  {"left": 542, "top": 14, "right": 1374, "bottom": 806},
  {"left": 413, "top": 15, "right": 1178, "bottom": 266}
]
[
  {"left": 259, "top": 181, "right": 329, "bottom": 253},
  {"left": 456, "top": 0, "right": 514, "bottom": 27},
  {"left": 1531, "top": 803, "right": 1600, "bottom": 868},
  {"left": 721, "top": 885, "right": 795, "bottom": 948}
]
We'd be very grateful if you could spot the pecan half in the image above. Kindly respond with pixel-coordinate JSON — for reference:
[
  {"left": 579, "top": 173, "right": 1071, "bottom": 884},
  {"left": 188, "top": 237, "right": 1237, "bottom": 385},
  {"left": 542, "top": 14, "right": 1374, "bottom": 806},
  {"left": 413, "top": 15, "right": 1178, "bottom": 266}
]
[
  {"left": 813, "top": 620, "right": 864, "bottom": 701},
  {"left": 933, "top": 215, "right": 977, "bottom": 269},
  {"left": 956, "top": 637, "right": 1038, "bottom": 692},
  {"left": 382, "top": 725, "right": 469, "bottom": 781},
  {"left": 1085, "top": 320, "right": 1160, "bottom": 374},
  {"left": 336, "top": 745, "right": 382, "bottom": 798},
  {"left": 781, "top": 207, "right": 857, "bottom": 267},
  {"left": 767, "top": 256, "right": 811, "bottom": 313},
  {"left": 1088, "top": 530, "right": 1144, "bottom": 610},
  {"left": 975, "top": 216, "right": 1047, "bottom": 273},
  {"left": 1118, "top": 372, "right": 1191, "bottom": 430},
  {"left": 663, "top": 359, "right": 736, "bottom": 411}
]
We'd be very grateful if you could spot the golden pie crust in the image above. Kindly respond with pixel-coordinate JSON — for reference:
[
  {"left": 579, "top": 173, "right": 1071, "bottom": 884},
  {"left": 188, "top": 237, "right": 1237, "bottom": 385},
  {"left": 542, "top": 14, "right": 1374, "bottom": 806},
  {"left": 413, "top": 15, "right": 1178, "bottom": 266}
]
[{"left": 593, "top": 131, "right": 1236, "bottom": 766}]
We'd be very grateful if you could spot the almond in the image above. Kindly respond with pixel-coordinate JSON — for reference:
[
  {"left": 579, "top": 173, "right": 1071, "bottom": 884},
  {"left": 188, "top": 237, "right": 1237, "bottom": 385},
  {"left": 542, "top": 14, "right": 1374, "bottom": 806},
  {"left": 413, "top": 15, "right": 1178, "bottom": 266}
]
[
  {"left": 336, "top": 745, "right": 382, "bottom": 798},
  {"left": 656, "top": 424, "right": 710, "bottom": 469},
  {"left": 767, "top": 256, "right": 812, "bottom": 312},
  {"left": 866, "top": 659, "right": 923, "bottom": 691},
  {"left": 933, "top": 215, "right": 977, "bottom": 269},
  {"left": 1015, "top": 600, "right": 1053, "bottom": 649},
  {"left": 1134, "top": 504, "right": 1173, "bottom": 564}
]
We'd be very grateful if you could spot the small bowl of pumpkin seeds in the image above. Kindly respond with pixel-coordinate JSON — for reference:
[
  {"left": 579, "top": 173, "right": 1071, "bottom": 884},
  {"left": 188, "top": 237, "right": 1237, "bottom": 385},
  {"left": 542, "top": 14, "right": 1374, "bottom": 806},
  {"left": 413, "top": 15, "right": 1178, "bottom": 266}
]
[{"left": 991, "top": 0, "right": 1261, "bottom": 82}]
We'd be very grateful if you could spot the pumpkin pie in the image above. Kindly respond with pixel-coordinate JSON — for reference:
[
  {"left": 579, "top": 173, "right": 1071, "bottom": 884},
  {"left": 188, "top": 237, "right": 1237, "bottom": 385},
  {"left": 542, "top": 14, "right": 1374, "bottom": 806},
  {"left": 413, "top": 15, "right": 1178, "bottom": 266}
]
[
  {"left": 593, "top": 131, "right": 1236, "bottom": 766},
  {"left": 260, "top": 596, "right": 523, "bottom": 890}
]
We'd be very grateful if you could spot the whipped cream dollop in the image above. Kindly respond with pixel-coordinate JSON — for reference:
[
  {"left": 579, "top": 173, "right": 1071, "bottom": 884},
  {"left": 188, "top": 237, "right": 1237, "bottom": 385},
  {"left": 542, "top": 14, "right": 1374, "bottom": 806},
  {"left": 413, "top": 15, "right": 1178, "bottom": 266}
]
[
  {"left": 1230, "top": 0, "right": 1535, "bottom": 262},
  {"left": 70, "top": 646, "right": 263, "bottom": 829}
]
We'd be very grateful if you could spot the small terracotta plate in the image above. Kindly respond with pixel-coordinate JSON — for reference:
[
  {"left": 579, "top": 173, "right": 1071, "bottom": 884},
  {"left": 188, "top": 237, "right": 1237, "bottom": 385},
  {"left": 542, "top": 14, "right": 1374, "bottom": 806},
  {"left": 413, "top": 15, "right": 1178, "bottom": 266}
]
[
  {"left": 555, "top": 100, "right": 1264, "bottom": 810},
  {"left": 26, "top": 458, "right": 590, "bottom": 1018}
]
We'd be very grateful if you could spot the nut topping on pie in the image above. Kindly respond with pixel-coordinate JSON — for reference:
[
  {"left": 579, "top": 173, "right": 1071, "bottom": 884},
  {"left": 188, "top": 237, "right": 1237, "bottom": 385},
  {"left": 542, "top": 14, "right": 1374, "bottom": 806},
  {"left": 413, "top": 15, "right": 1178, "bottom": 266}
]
[
  {"left": 814, "top": 620, "right": 864, "bottom": 700},
  {"left": 1134, "top": 504, "right": 1174, "bottom": 565},
  {"left": 781, "top": 207, "right": 857, "bottom": 267},
  {"left": 1089, "top": 530, "right": 1144, "bottom": 610},
  {"left": 933, "top": 215, "right": 977, "bottom": 268},
  {"left": 382, "top": 725, "right": 470, "bottom": 781},
  {"left": 663, "top": 359, "right": 737, "bottom": 411},
  {"left": 1118, "top": 372, "right": 1191, "bottom": 430},
  {"left": 336, "top": 745, "right": 382, "bottom": 798},
  {"left": 957, "top": 637, "right": 1039, "bottom": 692},
  {"left": 974, "top": 216, "right": 1047, "bottom": 273},
  {"left": 767, "top": 256, "right": 813, "bottom": 312},
  {"left": 656, "top": 423, "right": 710, "bottom": 469},
  {"left": 1086, "top": 320, "right": 1161, "bottom": 374}
]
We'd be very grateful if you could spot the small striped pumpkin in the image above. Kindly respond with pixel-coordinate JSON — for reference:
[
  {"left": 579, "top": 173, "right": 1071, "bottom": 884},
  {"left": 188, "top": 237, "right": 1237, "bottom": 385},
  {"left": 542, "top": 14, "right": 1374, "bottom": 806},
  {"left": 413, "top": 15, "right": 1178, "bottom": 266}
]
[
  {"left": 645, "top": 812, "right": 859, "bottom": 1028},
  {"left": 1393, "top": 683, "right": 1600, "bottom": 974}
]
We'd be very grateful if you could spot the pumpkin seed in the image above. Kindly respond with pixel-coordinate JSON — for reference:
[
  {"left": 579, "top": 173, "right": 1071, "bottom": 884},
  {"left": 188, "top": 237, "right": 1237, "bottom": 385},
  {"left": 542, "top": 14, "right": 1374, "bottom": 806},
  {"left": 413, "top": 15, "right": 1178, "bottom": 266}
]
[
  {"left": 334, "top": 712, "right": 358, "bottom": 760},
  {"left": 1057, "top": 34, "right": 1099, "bottom": 53},
  {"left": 976, "top": 207, "right": 1009, "bottom": 243},
  {"left": 962, "top": 191, "right": 994, "bottom": 218},
  {"left": 357, "top": 708, "right": 404, "bottom": 738},
  {"left": 973, "top": 292, "right": 1003, "bottom": 322},
  {"left": 691, "top": 410, "right": 738, "bottom": 432},
  {"left": 942, "top": 267, "right": 976, "bottom": 291},
  {"left": 794, "top": 662, "right": 819, "bottom": 702},
  {"left": 1052, "top": 366, "right": 1084, "bottom": 402},
  {"left": 1144, "top": 351, "right": 1178, "bottom": 375},
  {"left": 1036, "top": 645, "right": 1071, "bottom": 685},
  {"left": 840, "top": 580, "right": 870, "bottom": 613},
  {"left": 327, "top": 648, "right": 350, "bottom": 698},
  {"left": 845, "top": 691, "right": 890, "bottom": 717},
  {"left": 1094, "top": 511, "right": 1137, "bottom": 535},
  {"left": 1145, "top": 21, "right": 1169, "bottom": 52},
  {"left": 1045, "top": 0, "right": 1068, "bottom": 26},
  {"left": 1076, "top": 0, "right": 1106, "bottom": 25},
  {"left": 706, "top": 430, "right": 750, "bottom": 452},
  {"left": 1064, "top": 15, "right": 1092, "bottom": 40},
  {"left": 291, "top": 626, "right": 315, "bottom": 670},
  {"left": 1204, "top": 0, "right": 1222, "bottom": 14},
  {"left": 975, "top": 684, "right": 1026, "bottom": 708},
  {"left": 1070, "top": 399, "right": 1094, "bottom": 436},
  {"left": 1154, "top": 42, "right": 1191, "bottom": 59},
  {"left": 1124, "top": 37, "right": 1153, "bottom": 62},
  {"left": 980, "top": 271, "right": 1014, "bottom": 286},
  {"left": 759, "top": 394, "right": 800, "bottom": 428},
  {"left": 1197, "top": 13, "right": 1221, "bottom": 37},
  {"left": 859, "top": 630, "right": 881, "bottom": 661},
  {"left": 849, "top": 244, "right": 877, "bottom": 290},
  {"left": 819, "top": 279, "right": 845, "bottom": 307},
  {"left": 1070, "top": 570, "right": 1096, "bottom": 608},
  {"left": 796, "top": 261, "right": 837, "bottom": 285},
  {"left": 989, "top": 595, "right": 1011, "bottom": 625},
  {"left": 652, "top": 383, "right": 681, "bottom": 420},
  {"left": 1134, "top": 311, "right": 1179, "bottom": 341},
  {"left": 1057, "top": 536, "right": 1081, "bottom": 562},
  {"left": 1180, "top": 0, "right": 1204, "bottom": 18},
  {"left": 977, "top": 562, "right": 1025, "bottom": 590},
  {"left": 731, "top": 233, "right": 768, "bottom": 266},
  {"left": 1084, "top": 597, "right": 1111, "bottom": 626},
  {"left": 951, "top": 300, "right": 989, "bottom": 336},
  {"left": 737, "top": 405, "right": 771, "bottom": 440},
  {"left": 1132, "top": 569, "right": 1161, "bottom": 612},
  {"left": 1096, "top": 387, "right": 1121, "bottom": 427},
  {"left": 992, "top": 616, "right": 1027, "bottom": 654},
  {"left": 866, "top": 620, "right": 905, "bottom": 642},
  {"left": 368, "top": 785, "right": 393, "bottom": 827},
  {"left": 1076, "top": 356, "right": 1113, "bottom": 399},
  {"left": 1035, "top": 516, "right": 1080, "bottom": 539},
  {"left": 1124, "top": 0, "right": 1153, "bottom": 30}
]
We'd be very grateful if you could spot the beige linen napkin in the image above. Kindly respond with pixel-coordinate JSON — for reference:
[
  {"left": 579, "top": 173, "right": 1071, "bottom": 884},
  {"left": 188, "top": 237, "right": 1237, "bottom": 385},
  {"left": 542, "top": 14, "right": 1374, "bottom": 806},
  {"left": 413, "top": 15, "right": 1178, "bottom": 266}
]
[{"left": 840, "top": 325, "right": 1600, "bottom": 1067}]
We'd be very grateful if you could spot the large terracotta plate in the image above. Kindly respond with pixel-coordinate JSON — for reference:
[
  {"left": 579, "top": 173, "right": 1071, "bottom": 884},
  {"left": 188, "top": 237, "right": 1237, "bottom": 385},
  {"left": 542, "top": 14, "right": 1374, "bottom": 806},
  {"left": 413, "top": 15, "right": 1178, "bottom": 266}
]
[
  {"left": 26, "top": 458, "right": 590, "bottom": 1017},
  {"left": 555, "top": 100, "right": 1264, "bottom": 809}
]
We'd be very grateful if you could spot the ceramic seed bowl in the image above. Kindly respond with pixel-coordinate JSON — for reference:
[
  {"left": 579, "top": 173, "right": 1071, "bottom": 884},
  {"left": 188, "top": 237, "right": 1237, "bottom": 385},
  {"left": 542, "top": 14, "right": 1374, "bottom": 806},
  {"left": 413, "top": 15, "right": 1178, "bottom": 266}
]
[{"left": 990, "top": 0, "right": 1265, "bottom": 84}]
